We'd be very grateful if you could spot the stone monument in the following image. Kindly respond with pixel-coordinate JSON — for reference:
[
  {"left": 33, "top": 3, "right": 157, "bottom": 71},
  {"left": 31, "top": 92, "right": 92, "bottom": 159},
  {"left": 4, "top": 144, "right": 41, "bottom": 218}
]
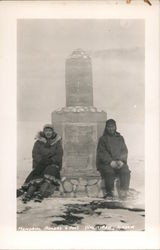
[
  {"left": 65, "top": 48, "right": 93, "bottom": 107},
  {"left": 52, "top": 49, "right": 107, "bottom": 197}
]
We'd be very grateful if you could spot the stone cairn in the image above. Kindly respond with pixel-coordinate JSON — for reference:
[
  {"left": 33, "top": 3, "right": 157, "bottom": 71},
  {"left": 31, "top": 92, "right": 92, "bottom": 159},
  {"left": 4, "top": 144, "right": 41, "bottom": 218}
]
[
  {"left": 57, "top": 177, "right": 105, "bottom": 198},
  {"left": 51, "top": 49, "right": 107, "bottom": 198}
]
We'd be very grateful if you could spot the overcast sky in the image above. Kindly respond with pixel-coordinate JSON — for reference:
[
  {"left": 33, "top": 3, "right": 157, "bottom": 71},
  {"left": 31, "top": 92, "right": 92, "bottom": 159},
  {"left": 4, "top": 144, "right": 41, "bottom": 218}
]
[{"left": 17, "top": 19, "right": 144, "bottom": 123}]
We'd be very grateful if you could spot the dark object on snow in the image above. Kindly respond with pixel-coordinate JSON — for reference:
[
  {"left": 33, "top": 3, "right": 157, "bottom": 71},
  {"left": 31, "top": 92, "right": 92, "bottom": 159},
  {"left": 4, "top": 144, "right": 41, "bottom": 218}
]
[
  {"left": 17, "top": 188, "right": 24, "bottom": 197},
  {"left": 52, "top": 212, "right": 83, "bottom": 226}
]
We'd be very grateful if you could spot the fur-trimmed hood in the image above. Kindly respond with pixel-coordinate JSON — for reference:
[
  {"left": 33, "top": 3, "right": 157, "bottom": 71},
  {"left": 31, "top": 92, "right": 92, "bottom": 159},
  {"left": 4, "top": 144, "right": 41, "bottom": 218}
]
[{"left": 35, "top": 131, "right": 62, "bottom": 146}]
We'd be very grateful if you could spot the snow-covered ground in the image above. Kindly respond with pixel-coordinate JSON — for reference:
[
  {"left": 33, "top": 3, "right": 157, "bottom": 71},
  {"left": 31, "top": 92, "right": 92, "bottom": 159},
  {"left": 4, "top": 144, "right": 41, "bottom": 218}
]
[{"left": 17, "top": 196, "right": 144, "bottom": 231}]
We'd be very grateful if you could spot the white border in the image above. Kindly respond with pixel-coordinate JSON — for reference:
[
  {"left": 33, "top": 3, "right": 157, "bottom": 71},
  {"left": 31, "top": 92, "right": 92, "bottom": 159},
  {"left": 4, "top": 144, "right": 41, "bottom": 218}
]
[{"left": 0, "top": 1, "right": 159, "bottom": 249}]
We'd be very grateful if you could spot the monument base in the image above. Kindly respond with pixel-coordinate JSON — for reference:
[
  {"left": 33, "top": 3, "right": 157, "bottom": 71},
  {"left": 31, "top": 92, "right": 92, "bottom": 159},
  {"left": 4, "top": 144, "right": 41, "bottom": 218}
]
[
  {"left": 52, "top": 106, "right": 107, "bottom": 175},
  {"left": 51, "top": 106, "right": 107, "bottom": 197},
  {"left": 59, "top": 175, "right": 104, "bottom": 198}
]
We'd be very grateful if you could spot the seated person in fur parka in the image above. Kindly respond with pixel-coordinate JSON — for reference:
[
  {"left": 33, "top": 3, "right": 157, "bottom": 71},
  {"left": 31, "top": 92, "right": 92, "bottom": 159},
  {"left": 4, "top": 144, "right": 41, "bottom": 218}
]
[
  {"left": 96, "top": 119, "right": 131, "bottom": 199},
  {"left": 18, "top": 124, "right": 63, "bottom": 203}
]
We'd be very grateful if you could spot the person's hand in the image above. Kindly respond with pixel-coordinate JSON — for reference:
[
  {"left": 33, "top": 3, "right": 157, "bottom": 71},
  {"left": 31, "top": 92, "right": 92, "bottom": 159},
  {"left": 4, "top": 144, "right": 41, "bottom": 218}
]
[
  {"left": 110, "top": 161, "right": 118, "bottom": 168},
  {"left": 117, "top": 160, "right": 124, "bottom": 169}
]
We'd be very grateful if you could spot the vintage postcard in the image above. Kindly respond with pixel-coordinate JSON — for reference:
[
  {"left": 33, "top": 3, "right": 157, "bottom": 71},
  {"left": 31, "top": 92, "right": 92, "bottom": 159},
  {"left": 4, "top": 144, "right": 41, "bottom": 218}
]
[{"left": 0, "top": 0, "right": 159, "bottom": 249}]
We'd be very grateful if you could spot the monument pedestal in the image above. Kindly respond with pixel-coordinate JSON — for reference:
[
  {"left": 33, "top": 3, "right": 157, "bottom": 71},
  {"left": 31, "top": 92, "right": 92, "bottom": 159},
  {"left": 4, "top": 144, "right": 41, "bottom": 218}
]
[{"left": 52, "top": 106, "right": 107, "bottom": 197}]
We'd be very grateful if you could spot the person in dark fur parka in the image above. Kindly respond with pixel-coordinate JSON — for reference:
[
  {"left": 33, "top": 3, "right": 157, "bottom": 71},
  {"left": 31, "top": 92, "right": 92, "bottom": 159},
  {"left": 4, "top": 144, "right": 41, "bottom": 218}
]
[
  {"left": 96, "top": 119, "right": 131, "bottom": 199},
  {"left": 18, "top": 124, "right": 63, "bottom": 203}
]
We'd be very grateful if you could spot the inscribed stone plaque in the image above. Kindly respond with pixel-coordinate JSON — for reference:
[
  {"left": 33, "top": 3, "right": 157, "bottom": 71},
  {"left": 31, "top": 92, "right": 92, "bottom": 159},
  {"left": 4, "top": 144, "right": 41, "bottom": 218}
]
[{"left": 63, "top": 123, "right": 97, "bottom": 175}]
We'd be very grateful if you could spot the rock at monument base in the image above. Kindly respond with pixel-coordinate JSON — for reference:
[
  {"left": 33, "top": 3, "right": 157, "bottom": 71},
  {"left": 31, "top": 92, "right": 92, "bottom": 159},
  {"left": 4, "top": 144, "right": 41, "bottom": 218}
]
[
  {"left": 70, "top": 179, "right": 79, "bottom": 185},
  {"left": 87, "top": 184, "right": 99, "bottom": 198},
  {"left": 88, "top": 179, "right": 98, "bottom": 186},
  {"left": 63, "top": 180, "right": 73, "bottom": 193}
]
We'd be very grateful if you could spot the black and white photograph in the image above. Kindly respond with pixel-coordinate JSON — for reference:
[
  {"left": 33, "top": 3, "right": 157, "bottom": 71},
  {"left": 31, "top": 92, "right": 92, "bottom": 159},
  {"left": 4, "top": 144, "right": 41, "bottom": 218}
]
[
  {"left": 17, "top": 18, "right": 145, "bottom": 231},
  {"left": 0, "top": 1, "right": 159, "bottom": 249}
]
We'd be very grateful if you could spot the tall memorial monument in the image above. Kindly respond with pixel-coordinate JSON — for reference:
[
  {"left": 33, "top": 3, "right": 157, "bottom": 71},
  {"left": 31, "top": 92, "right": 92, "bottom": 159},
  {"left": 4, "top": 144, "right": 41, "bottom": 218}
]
[{"left": 52, "top": 49, "right": 107, "bottom": 192}]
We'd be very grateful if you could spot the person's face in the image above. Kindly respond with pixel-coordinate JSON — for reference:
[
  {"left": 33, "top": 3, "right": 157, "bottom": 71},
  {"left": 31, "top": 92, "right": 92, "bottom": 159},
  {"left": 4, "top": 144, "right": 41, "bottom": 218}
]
[
  {"left": 106, "top": 124, "right": 116, "bottom": 135},
  {"left": 44, "top": 128, "right": 53, "bottom": 139}
]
